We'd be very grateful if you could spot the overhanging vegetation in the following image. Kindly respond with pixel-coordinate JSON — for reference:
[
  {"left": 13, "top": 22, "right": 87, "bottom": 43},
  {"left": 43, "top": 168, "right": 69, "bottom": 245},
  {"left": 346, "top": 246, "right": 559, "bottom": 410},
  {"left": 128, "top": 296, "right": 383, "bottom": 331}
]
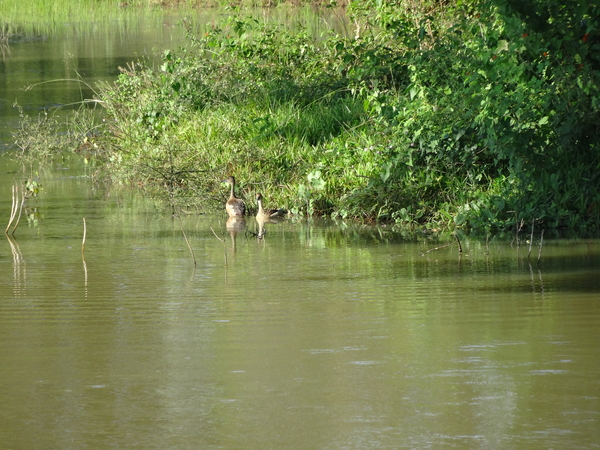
[{"left": 12, "top": 0, "right": 600, "bottom": 230}]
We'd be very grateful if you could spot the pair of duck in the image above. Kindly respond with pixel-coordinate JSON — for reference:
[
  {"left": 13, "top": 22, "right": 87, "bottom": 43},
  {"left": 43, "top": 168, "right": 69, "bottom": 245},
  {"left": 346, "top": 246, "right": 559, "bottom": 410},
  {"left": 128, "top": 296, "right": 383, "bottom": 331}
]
[{"left": 223, "top": 176, "right": 286, "bottom": 219}]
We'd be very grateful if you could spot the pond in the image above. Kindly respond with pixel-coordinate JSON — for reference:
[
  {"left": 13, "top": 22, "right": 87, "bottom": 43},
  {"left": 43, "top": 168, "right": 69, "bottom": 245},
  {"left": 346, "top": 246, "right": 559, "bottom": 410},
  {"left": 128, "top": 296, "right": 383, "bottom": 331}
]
[{"left": 1, "top": 8, "right": 600, "bottom": 450}]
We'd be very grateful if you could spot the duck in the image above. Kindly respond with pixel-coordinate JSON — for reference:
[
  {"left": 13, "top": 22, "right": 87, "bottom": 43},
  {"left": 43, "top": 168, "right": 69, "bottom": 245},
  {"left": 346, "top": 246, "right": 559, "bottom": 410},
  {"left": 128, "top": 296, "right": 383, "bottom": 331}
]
[
  {"left": 256, "top": 192, "right": 286, "bottom": 220},
  {"left": 223, "top": 176, "right": 246, "bottom": 217}
]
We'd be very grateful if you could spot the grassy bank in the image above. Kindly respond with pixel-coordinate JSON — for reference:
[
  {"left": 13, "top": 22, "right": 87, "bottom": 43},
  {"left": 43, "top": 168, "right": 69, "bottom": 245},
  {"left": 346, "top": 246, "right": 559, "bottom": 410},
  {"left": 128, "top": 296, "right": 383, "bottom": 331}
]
[{"left": 14, "top": 0, "right": 600, "bottom": 230}]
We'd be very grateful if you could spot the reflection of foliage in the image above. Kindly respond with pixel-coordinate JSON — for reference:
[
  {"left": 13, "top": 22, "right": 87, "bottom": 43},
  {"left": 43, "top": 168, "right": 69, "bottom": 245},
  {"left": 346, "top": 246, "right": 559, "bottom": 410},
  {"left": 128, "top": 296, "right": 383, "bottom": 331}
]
[
  {"left": 0, "top": 23, "right": 11, "bottom": 60},
  {"left": 1, "top": 22, "right": 49, "bottom": 60}
]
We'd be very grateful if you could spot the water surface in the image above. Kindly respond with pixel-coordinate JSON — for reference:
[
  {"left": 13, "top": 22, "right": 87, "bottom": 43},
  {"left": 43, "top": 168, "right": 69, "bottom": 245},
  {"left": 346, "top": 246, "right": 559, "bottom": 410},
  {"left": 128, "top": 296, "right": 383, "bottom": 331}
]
[
  {"left": 1, "top": 161, "right": 599, "bottom": 449},
  {"left": 1, "top": 8, "right": 599, "bottom": 450}
]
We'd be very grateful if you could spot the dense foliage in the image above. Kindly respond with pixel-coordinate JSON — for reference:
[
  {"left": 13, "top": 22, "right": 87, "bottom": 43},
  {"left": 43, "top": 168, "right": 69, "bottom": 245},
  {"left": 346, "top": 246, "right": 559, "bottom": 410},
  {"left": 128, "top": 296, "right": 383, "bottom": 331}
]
[
  {"left": 345, "top": 0, "right": 600, "bottom": 229},
  {"left": 17, "top": 1, "right": 600, "bottom": 229}
]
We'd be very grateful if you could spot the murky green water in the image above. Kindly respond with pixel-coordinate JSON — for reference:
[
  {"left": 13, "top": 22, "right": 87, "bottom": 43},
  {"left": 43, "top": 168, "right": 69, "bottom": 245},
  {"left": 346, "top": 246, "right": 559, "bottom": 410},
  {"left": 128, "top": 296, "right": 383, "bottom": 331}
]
[
  {"left": 1, "top": 12, "right": 178, "bottom": 149},
  {"left": 1, "top": 160, "right": 599, "bottom": 449},
  {"left": 1, "top": 8, "right": 600, "bottom": 450}
]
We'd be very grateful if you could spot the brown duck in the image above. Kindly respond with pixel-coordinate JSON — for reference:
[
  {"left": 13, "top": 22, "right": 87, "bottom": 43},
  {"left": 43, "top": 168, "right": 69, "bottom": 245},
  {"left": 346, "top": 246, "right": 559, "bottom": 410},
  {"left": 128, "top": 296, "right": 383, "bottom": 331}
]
[
  {"left": 223, "top": 176, "right": 246, "bottom": 217},
  {"left": 256, "top": 193, "right": 286, "bottom": 220}
]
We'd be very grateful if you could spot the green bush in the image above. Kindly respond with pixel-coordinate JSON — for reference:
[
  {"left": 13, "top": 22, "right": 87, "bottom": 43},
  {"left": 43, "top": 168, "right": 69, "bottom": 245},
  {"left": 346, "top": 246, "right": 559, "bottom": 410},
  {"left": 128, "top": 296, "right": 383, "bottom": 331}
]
[{"left": 342, "top": 0, "right": 600, "bottom": 229}]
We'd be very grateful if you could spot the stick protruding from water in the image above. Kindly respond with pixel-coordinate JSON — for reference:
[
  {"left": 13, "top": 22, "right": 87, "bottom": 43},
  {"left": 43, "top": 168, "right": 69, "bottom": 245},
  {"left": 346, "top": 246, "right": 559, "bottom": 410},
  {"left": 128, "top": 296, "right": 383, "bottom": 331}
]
[
  {"left": 6, "top": 183, "right": 25, "bottom": 236},
  {"left": 527, "top": 218, "right": 535, "bottom": 259},
  {"left": 177, "top": 211, "right": 196, "bottom": 267},
  {"left": 454, "top": 233, "right": 463, "bottom": 253},
  {"left": 537, "top": 229, "right": 544, "bottom": 266},
  {"left": 82, "top": 217, "right": 87, "bottom": 255}
]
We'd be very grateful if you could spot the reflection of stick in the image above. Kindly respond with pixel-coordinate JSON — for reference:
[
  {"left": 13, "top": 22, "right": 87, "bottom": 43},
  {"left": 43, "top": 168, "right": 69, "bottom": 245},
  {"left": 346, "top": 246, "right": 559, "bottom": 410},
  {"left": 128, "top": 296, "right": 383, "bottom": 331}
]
[
  {"left": 82, "top": 218, "right": 86, "bottom": 255},
  {"left": 6, "top": 234, "right": 24, "bottom": 291},
  {"left": 82, "top": 257, "right": 88, "bottom": 289},
  {"left": 210, "top": 227, "right": 228, "bottom": 267},
  {"left": 177, "top": 212, "right": 196, "bottom": 266},
  {"left": 82, "top": 218, "right": 88, "bottom": 290},
  {"left": 7, "top": 234, "right": 23, "bottom": 264},
  {"left": 537, "top": 229, "right": 544, "bottom": 266}
]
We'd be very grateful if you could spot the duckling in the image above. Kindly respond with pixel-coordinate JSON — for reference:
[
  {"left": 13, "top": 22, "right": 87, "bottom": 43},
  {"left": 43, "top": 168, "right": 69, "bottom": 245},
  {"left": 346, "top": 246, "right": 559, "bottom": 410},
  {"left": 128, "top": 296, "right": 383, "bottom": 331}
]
[
  {"left": 256, "top": 192, "right": 286, "bottom": 220},
  {"left": 223, "top": 176, "right": 246, "bottom": 217}
]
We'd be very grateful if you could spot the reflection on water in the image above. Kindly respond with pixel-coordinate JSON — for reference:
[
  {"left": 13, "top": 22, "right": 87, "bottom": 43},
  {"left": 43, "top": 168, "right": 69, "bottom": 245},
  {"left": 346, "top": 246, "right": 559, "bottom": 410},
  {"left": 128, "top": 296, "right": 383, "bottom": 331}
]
[
  {"left": 0, "top": 162, "right": 599, "bottom": 449},
  {"left": 225, "top": 215, "right": 246, "bottom": 252}
]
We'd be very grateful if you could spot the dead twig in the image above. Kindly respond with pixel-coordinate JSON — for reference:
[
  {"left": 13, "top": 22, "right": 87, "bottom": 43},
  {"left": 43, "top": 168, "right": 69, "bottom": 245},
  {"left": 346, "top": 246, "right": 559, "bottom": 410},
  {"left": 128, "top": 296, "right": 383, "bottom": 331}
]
[
  {"left": 509, "top": 212, "right": 524, "bottom": 247},
  {"left": 419, "top": 242, "right": 454, "bottom": 256},
  {"left": 176, "top": 211, "right": 196, "bottom": 266}
]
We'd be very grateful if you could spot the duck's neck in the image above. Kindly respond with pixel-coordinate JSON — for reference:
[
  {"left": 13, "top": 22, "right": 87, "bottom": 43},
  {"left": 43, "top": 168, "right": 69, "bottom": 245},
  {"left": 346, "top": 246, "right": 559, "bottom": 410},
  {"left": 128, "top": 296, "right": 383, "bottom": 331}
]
[
  {"left": 257, "top": 198, "right": 266, "bottom": 216},
  {"left": 229, "top": 181, "right": 236, "bottom": 200}
]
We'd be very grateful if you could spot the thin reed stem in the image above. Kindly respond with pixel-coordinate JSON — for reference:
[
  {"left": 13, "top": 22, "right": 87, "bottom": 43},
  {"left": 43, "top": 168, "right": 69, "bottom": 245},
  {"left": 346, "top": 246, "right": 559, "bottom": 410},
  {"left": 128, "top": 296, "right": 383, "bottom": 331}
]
[
  {"left": 177, "top": 211, "right": 196, "bottom": 266},
  {"left": 537, "top": 229, "right": 544, "bottom": 266},
  {"left": 527, "top": 218, "right": 535, "bottom": 259},
  {"left": 6, "top": 183, "right": 25, "bottom": 236},
  {"left": 5, "top": 185, "right": 18, "bottom": 234}
]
